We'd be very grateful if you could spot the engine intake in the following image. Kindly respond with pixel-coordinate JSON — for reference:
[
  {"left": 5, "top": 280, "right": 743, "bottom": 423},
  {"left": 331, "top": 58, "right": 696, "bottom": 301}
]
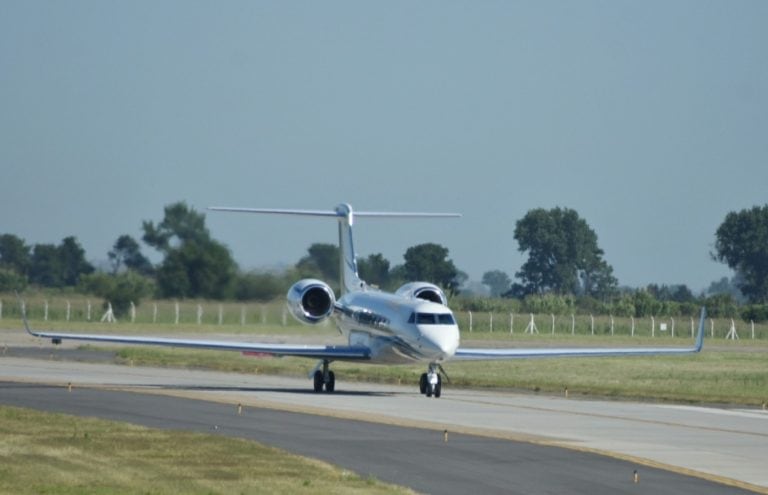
[
  {"left": 286, "top": 279, "right": 336, "bottom": 324},
  {"left": 395, "top": 282, "right": 448, "bottom": 306}
]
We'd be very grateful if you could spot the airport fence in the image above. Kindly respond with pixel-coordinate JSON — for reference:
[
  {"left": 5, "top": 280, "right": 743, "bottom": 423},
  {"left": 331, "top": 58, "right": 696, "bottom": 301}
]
[{"left": 2, "top": 295, "right": 767, "bottom": 340}]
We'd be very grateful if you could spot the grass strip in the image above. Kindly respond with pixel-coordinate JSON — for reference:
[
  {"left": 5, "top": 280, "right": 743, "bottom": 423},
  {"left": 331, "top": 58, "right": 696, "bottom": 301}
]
[
  {"left": 0, "top": 406, "right": 413, "bottom": 495},
  {"left": 112, "top": 346, "right": 768, "bottom": 406}
]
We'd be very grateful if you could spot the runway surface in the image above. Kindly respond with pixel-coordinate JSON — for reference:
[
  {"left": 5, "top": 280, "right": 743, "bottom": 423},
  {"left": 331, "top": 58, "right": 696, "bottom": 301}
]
[{"left": 1, "top": 347, "right": 767, "bottom": 494}]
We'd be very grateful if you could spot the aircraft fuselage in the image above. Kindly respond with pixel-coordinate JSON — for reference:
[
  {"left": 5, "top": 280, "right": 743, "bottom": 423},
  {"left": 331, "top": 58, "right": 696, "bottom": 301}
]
[{"left": 335, "top": 290, "right": 460, "bottom": 365}]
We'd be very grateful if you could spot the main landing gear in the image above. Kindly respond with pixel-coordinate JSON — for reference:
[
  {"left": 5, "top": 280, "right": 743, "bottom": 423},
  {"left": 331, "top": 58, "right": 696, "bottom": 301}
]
[
  {"left": 312, "top": 360, "right": 335, "bottom": 393},
  {"left": 419, "top": 363, "right": 442, "bottom": 398}
]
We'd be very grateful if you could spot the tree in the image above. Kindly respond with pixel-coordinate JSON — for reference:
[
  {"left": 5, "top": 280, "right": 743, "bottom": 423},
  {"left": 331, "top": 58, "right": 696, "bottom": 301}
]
[
  {"left": 482, "top": 270, "right": 511, "bottom": 297},
  {"left": 513, "top": 207, "right": 617, "bottom": 298},
  {"left": 29, "top": 244, "right": 63, "bottom": 287},
  {"left": 402, "top": 243, "right": 460, "bottom": 295},
  {"left": 79, "top": 271, "right": 155, "bottom": 316},
  {"left": 28, "top": 238, "right": 93, "bottom": 287},
  {"left": 58, "top": 236, "right": 94, "bottom": 286},
  {"left": 0, "top": 267, "right": 27, "bottom": 291},
  {"left": 706, "top": 276, "right": 745, "bottom": 303},
  {"left": 713, "top": 205, "right": 768, "bottom": 303},
  {"left": 235, "top": 270, "right": 288, "bottom": 301},
  {"left": 142, "top": 202, "right": 209, "bottom": 253},
  {"left": 0, "top": 234, "right": 31, "bottom": 276},
  {"left": 296, "top": 243, "right": 339, "bottom": 282},
  {"left": 358, "top": 253, "right": 390, "bottom": 288},
  {"left": 109, "top": 235, "right": 153, "bottom": 275},
  {"left": 143, "top": 202, "right": 237, "bottom": 299}
]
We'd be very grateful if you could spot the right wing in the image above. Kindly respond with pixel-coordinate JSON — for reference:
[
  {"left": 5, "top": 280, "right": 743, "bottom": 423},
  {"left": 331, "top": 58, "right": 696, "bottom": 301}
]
[
  {"left": 19, "top": 306, "right": 370, "bottom": 361},
  {"left": 454, "top": 308, "right": 705, "bottom": 360}
]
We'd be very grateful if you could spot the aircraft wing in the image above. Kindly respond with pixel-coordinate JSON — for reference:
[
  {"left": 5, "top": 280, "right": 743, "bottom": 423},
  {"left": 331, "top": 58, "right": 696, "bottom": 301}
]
[
  {"left": 19, "top": 312, "right": 370, "bottom": 361},
  {"left": 453, "top": 308, "right": 705, "bottom": 361}
]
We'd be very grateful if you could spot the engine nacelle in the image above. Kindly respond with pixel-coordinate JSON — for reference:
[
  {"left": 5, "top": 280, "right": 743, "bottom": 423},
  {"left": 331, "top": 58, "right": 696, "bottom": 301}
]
[
  {"left": 395, "top": 282, "right": 448, "bottom": 306},
  {"left": 286, "top": 279, "right": 336, "bottom": 325}
]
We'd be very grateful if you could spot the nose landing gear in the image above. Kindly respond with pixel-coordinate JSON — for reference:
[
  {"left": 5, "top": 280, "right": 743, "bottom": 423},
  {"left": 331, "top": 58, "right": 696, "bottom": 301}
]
[{"left": 419, "top": 363, "right": 442, "bottom": 398}]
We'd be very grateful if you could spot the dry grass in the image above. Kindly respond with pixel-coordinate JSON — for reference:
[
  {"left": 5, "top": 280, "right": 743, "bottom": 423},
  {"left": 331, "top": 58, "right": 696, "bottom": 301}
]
[{"left": 0, "top": 406, "right": 414, "bottom": 495}]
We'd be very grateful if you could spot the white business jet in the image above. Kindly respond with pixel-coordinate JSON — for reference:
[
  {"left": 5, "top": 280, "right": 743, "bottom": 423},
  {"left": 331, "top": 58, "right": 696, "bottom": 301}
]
[{"left": 21, "top": 203, "right": 705, "bottom": 398}]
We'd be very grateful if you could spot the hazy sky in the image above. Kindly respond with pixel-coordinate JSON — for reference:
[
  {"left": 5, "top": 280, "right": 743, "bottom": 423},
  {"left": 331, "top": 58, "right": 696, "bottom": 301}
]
[{"left": 2, "top": 1, "right": 766, "bottom": 292}]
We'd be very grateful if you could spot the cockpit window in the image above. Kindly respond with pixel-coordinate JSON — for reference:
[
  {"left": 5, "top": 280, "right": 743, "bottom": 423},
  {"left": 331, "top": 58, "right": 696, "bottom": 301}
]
[
  {"left": 408, "top": 312, "right": 456, "bottom": 325},
  {"left": 437, "top": 313, "right": 456, "bottom": 325}
]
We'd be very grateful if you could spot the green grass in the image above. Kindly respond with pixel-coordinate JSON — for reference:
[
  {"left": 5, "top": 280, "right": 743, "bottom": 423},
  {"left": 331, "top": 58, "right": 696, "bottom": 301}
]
[
  {"left": 0, "top": 406, "right": 413, "bottom": 495},
  {"left": 107, "top": 343, "right": 768, "bottom": 406}
]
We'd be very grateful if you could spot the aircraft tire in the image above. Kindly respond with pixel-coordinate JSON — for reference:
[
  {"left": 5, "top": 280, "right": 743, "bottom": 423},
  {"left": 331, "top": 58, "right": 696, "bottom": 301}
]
[
  {"left": 313, "top": 370, "right": 323, "bottom": 393},
  {"left": 419, "top": 373, "right": 427, "bottom": 394},
  {"left": 434, "top": 380, "right": 442, "bottom": 398},
  {"left": 326, "top": 371, "right": 335, "bottom": 393}
]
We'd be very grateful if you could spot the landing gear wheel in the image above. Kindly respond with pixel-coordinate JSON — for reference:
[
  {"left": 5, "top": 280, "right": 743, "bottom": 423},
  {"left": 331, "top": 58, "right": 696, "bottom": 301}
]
[
  {"left": 313, "top": 370, "right": 323, "bottom": 393},
  {"left": 419, "top": 373, "right": 427, "bottom": 394},
  {"left": 326, "top": 371, "right": 336, "bottom": 393},
  {"left": 434, "top": 375, "right": 442, "bottom": 398}
]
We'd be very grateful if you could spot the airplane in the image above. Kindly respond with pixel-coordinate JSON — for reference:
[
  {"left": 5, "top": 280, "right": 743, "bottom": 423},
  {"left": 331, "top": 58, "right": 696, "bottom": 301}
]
[{"left": 20, "top": 203, "right": 706, "bottom": 398}]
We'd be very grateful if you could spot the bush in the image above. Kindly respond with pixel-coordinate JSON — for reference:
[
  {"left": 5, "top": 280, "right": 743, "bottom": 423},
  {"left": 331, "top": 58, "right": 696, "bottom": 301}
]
[
  {"left": 741, "top": 304, "right": 768, "bottom": 323},
  {"left": 79, "top": 271, "right": 155, "bottom": 316},
  {"left": 0, "top": 267, "right": 27, "bottom": 292}
]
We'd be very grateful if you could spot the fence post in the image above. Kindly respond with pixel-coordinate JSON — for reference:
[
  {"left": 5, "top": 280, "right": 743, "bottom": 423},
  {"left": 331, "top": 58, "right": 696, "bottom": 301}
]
[
  {"left": 631, "top": 316, "right": 635, "bottom": 337},
  {"left": 175, "top": 302, "right": 180, "bottom": 325},
  {"left": 153, "top": 304, "right": 158, "bottom": 324},
  {"left": 197, "top": 304, "right": 203, "bottom": 325},
  {"left": 690, "top": 317, "right": 694, "bottom": 338},
  {"left": 218, "top": 305, "right": 223, "bottom": 325},
  {"left": 525, "top": 313, "right": 538, "bottom": 334},
  {"left": 468, "top": 311, "right": 473, "bottom": 333},
  {"left": 66, "top": 301, "right": 71, "bottom": 322},
  {"left": 590, "top": 314, "right": 594, "bottom": 336},
  {"left": 44, "top": 300, "right": 49, "bottom": 321},
  {"left": 571, "top": 314, "right": 575, "bottom": 335},
  {"left": 87, "top": 300, "right": 92, "bottom": 321},
  {"left": 489, "top": 313, "right": 493, "bottom": 333},
  {"left": 610, "top": 314, "right": 614, "bottom": 336},
  {"left": 671, "top": 317, "right": 675, "bottom": 338},
  {"left": 551, "top": 314, "right": 555, "bottom": 335},
  {"left": 651, "top": 316, "right": 655, "bottom": 338},
  {"left": 130, "top": 301, "right": 136, "bottom": 323},
  {"left": 751, "top": 320, "right": 755, "bottom": 340},
  {"left": 509, "top": 313, "right": 513, "bottom": 334},
  {"left": 710, "top": 319, "right": 714, "bottom": 338}
]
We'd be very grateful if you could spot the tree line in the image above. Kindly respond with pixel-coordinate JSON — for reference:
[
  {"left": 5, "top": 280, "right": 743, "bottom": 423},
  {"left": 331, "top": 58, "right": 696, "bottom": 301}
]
[{"left": 2, "top": 202, "right": 767, "bottom": 321}]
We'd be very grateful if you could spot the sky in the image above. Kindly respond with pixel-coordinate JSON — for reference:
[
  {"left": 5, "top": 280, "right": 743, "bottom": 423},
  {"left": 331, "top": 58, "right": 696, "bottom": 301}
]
[{"left": 1, "top": 1, "right": 766, "bottom": 293}]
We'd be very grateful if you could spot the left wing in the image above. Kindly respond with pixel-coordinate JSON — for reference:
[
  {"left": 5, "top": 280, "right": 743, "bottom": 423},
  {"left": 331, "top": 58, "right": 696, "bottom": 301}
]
[
  {"left": 19, "top": 308, "right": 370, "bottom": 361},
  {"left": 454, "top": 308, "right": 705, "bottom": 360}
]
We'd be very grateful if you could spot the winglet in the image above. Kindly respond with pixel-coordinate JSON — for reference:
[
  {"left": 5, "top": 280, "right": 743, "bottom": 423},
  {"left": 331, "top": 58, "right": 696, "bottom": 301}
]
[
  {"left": 694, "top": 306, "right": 706, "bottom": 352},
  {"left": 15, "top": 291, "right": 38, "bottom": 337}
]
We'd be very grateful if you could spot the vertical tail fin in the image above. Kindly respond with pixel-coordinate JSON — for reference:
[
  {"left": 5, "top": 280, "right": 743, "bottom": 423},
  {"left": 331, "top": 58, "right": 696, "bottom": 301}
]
[{"left": 209, "top": 204, "right": 460, "bottom": 295}]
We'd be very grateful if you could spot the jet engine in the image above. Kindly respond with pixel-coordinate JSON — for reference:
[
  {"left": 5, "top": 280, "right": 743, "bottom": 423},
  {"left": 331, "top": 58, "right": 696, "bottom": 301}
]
[
  {"left": 395, "top": 282, "right": 448, "bottom": 306},
  {"left": 286, "top": 279, "right": 336, "bottom": 325}
]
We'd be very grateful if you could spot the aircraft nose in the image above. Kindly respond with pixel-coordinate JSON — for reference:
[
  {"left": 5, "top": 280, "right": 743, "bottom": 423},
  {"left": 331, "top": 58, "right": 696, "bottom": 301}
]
[{"left": 419, "top": 324, "right": 459, "bottom": 358}]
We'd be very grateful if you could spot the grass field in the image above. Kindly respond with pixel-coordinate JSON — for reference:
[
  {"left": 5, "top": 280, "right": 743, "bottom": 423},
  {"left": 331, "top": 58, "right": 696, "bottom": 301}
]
[
  {"left": 108, "top": 345, "right": 768, "bottom": 406},
  {"left": 0, "top": 406, "right": 412, "bottom": 495}
]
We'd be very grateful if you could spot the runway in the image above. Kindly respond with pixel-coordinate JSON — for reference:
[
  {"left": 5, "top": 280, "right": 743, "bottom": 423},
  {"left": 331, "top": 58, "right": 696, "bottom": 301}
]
[{"left": 1, "top": 349, "right": 767, "bottom": 494}]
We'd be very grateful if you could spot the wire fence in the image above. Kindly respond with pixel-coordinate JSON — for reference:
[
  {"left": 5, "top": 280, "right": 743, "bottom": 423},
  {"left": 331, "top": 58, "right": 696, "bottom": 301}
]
[{"left": 2, "top": 296, "right": 767, "bottom": 340}]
